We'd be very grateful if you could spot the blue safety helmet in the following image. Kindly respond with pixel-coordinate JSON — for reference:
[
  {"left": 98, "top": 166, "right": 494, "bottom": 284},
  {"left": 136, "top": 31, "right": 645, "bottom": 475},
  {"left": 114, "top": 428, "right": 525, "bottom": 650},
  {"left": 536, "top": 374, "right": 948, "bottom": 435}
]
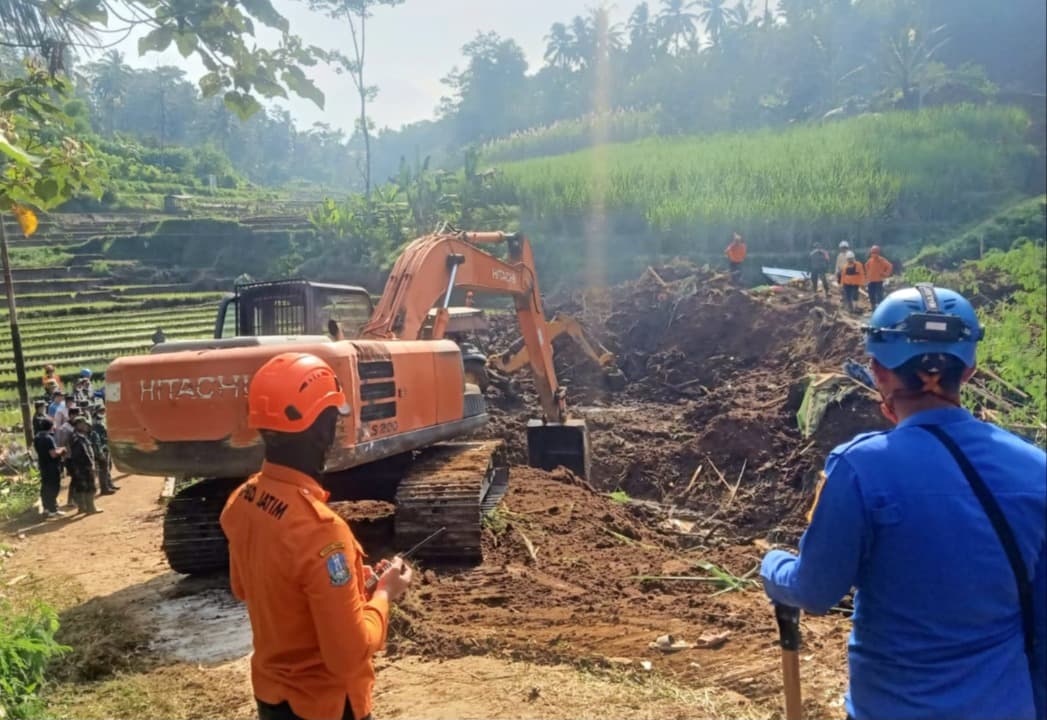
[
  {"left": 864, "top": 283, "right": 983, "bottom": 369},
  {"left": 80, "top": 368, "right": 92, "bottom": 378}
]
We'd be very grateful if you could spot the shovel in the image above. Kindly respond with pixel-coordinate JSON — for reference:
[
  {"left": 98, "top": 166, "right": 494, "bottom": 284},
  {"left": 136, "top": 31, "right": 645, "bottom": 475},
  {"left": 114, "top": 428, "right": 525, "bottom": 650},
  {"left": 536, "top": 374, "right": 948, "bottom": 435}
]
[{"left": 775, "top": 603, "right": 803, "bottom": 720}]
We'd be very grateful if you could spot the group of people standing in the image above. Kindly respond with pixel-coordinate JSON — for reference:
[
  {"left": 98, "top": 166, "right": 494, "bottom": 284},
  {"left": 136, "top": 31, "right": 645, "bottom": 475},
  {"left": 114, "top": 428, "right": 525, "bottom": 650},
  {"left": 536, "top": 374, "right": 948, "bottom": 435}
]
[
  {"left": 32, "top": 365, "right": 116, "bottom": 518},
  {"left": 809, "top": 240, "right": 894, "bottom": 312},
  {"left": 724, "top": 234, "right": 894, "bottom": 314}
]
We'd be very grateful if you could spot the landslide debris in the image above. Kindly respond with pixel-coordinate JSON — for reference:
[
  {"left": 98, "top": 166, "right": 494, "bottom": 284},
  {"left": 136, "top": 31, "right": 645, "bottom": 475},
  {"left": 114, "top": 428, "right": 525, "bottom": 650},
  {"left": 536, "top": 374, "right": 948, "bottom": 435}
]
[{"left": 479, "top": 263, "right": 889, "bottom": 543}]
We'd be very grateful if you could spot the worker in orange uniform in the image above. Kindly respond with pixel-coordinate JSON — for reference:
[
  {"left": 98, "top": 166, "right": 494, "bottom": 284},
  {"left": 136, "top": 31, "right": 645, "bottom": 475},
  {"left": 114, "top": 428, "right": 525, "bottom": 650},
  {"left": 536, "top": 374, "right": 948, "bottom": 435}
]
[
  {"left": 725, "top": 232, "right": 747, "bottom": 284},
  {"left": 221, "top": 352, "right": 413, "bottom": 720},
  {"left": 840, "top": 250, "right": 866, "bottom": 314},
  {"left": 41, "top": 363, "right": 63, "bottom": 397},
  {"left": 864, "top": 245, "right": 894, "bottom": 309}
]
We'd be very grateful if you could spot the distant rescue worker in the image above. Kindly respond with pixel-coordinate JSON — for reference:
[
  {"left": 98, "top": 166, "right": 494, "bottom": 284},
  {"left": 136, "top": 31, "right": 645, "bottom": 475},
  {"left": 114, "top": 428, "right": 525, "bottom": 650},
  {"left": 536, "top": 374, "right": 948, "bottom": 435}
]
[
  {"left": 840, "top": 251, "right": 866, "bottom": 313},
  {"left": 221, "top": 353, "right": 413, "bottom": 720},
  {"left": 835, "top": 240, "right": 851, "bottom": 282},
  {"left": 725, "top": 232, "right": 747, "bottom": 283},
  {"left": 68, "top": 415, "right": 101, "bottom": 514},
  {"left": 152, "top": 327, "right": 166, "bottom": 345},
  {"left": 761, "top": 284, "right": 1045, "bottom": 720},
  {"left": 808, "top": 242, "right": 831, "bottom": 297},
  {"left": 864, "top": 245, "right": 894, "bottom": 309},
  {"left": 33, "top": 417, "right": 67, "bottom": 519},
  {"left": 74, "top": 370, "right": 93, "bottom": 405},
  {"left": 32, "top": 400, "right": 50, "bottom": 435},
  {"left": 41, "top": 364, "right": 63, "bottom": 394},
  {"left": 90, "top": 405, "right": 118, "bottom": 495}
]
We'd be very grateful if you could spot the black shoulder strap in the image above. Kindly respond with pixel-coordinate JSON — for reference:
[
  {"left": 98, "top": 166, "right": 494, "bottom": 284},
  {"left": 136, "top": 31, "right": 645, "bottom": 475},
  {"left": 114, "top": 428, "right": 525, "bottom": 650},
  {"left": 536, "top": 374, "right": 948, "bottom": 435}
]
[{"left": 918, "top": 424, "right": 1035, "bottom": 664}]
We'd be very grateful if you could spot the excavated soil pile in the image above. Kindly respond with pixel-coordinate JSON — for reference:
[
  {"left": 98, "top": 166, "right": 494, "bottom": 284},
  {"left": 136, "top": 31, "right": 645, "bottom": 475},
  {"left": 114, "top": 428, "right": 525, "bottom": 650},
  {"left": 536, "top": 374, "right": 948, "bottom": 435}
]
[
  {"left": 392, "top": 468, "right": 849, "bottom": 713},
  {"left": 479, "top": 262, "right": 889, "bottom": 543}
]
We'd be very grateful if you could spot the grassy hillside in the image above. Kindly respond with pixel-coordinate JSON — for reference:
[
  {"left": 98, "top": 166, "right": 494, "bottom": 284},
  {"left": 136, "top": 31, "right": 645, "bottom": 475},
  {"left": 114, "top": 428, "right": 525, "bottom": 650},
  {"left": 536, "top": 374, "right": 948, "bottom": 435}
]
[
  {"left": 486, "top": 106, "right": 1035, "bottom": 272},
  {"left": 904, "top": 198, "right": 1046, "bottom": 431}
]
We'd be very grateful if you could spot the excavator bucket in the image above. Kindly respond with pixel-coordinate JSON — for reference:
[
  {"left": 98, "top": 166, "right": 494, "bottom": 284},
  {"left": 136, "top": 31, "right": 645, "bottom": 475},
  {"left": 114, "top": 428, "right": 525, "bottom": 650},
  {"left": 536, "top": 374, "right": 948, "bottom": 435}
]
[{"left": 526, "top": 418, "right": 591, "bottom": 479}]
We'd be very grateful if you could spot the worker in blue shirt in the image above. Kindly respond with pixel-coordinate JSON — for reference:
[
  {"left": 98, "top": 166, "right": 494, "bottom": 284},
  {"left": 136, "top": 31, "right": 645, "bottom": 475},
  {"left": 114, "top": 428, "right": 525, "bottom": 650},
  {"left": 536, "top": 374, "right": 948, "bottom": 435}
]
[{"left": 762, "top": 283, "right": 1046, "bottom": 720}]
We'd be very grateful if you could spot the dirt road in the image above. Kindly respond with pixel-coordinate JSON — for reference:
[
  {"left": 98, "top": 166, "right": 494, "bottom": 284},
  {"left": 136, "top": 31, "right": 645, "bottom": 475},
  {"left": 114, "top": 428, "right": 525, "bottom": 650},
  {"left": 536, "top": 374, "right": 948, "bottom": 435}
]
[{"left": 2, "top": 468, "right": 850, "bottom": 720}]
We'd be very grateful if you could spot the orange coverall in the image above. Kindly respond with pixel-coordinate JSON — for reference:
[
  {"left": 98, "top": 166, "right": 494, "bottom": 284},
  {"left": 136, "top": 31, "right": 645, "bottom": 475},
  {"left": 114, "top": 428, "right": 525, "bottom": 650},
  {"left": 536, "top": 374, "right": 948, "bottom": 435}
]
[
  {"left": 725, "top": 240, "right": 747, "bottom": 263},
  {"left": 864, "top": 254, "right": 893, "bottom": 283},
  {"left": 840, "top": 260, "right": 866, "bottom": 286},
  {"left": 220, "top": 461, "right": 388, "bottom": 720}
]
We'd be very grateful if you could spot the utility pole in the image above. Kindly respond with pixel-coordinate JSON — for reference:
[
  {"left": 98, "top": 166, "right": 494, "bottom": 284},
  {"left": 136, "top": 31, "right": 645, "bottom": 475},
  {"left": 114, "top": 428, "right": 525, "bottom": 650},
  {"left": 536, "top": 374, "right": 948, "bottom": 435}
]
[{"left": 0, "top": 214, "right": 34, "bottom": 449}]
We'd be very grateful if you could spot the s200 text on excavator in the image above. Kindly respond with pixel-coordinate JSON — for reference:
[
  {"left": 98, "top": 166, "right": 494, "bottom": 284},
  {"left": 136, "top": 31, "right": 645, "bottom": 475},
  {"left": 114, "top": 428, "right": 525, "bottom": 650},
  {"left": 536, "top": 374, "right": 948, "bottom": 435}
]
[{"left": 105, "top": 231, "right": 589, "bottom": 575}]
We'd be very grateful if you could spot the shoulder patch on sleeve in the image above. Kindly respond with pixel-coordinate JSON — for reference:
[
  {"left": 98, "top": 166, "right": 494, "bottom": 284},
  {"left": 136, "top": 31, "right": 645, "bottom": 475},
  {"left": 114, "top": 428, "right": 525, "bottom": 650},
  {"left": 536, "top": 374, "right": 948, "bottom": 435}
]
[
  {"left": 319, "top": 541, "right": 345, "bottom": 558},
  {"left": 326, "top": 552, "right": 352, "bottom": 586}
]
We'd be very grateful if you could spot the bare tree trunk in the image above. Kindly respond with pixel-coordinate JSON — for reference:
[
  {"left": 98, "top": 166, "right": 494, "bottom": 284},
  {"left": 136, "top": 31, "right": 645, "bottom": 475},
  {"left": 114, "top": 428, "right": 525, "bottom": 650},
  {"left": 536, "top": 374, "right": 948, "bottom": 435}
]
[{"left": 0, "top": 215, "right": 33, "bottom": 449}]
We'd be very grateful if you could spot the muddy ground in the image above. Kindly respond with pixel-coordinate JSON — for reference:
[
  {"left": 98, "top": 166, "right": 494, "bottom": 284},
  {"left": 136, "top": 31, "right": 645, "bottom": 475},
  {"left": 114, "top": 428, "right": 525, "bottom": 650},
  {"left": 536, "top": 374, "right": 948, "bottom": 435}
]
[{"left": 1, "top": 264, "right": 886, "bottom": 718}]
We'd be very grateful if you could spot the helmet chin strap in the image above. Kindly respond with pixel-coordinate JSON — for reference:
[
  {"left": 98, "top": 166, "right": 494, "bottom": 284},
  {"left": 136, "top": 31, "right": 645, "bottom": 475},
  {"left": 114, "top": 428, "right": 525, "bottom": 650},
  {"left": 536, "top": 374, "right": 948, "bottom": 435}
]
[{"left": 878, "top": 370, "right": 961, "bottom": 425}]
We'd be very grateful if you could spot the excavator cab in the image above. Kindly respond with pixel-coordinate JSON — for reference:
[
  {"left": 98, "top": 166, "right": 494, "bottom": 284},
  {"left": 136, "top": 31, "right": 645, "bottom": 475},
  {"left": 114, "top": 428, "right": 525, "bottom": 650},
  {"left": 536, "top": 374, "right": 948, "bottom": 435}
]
[{"left": 214, "top": 279, "right": 374, "bottom": 339}]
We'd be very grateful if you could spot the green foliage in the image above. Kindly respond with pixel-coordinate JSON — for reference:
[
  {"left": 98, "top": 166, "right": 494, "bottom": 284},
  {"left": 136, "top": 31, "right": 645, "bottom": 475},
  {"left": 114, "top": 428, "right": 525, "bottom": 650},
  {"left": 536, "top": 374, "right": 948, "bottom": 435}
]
[
  {"left": 972, "top": 242, "right": 1046, "bottom": 427},
  {"left": 7, "top": 247, "right": 73, "bottom": 268},
  {"left": 608, "top": 489, "right": 631, "bottom": 504},
  {"left": 481, "top": 109, "right": 663, "bottom": 163},
  {"left": 491, "top": 106, "right": 1031, "bottom": 245},
  {"left": 0, "top": 474, "right": 39, "bottom": 521},
  {"left": 910, "top": 196, "right": 1046, "bottom": 269},
  {"left": 0, "top": 600, "right": 71, "bottom": 719},
  {"left": 1, "top": 66, "right": 104, "bottom": 213}
]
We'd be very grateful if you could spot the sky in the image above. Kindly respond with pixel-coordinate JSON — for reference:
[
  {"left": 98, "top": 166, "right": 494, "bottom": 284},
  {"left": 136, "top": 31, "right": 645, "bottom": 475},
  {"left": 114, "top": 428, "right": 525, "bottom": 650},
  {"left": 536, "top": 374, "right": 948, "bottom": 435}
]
[{"left": 115, "top": 0, "right": 632, "bottom": 133}]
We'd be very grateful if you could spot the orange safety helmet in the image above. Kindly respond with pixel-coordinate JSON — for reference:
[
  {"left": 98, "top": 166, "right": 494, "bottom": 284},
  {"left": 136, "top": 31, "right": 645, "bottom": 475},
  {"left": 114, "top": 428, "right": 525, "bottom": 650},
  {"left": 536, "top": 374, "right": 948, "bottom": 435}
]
[
  {"left": 870, "top": 245, "right": 881, "bottom": 254},
  {"left": 248, "top": 353, "right": 350, "bottom": 433}
]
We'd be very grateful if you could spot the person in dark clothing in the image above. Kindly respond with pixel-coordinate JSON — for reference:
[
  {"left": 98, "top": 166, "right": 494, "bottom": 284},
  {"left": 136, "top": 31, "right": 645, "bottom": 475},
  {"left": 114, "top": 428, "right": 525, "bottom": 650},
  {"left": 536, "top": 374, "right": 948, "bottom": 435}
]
[
  {"left": 68, "top": 416, "right": 101, "bottom": 514},
  {"left": 808, "top": 242, "right": 831, "bottom": 297},
  {"left": 33, "top": 417, "right": 67, "bottom": 518},
  {"left": 152, "top": 327, "right": 166, "bottom": 345},
  {"left": 32, "top": 400, "right": 50, "bottom": 435},
  {"left": 90, "top": 405, "right": 118, "bottom": 494}
]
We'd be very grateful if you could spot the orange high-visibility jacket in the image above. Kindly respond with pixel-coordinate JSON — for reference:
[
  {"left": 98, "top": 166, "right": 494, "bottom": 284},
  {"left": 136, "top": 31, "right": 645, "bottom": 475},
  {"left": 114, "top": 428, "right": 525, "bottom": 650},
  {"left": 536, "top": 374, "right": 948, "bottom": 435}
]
[
  {"left": 865, "top": 255, "right": 894, "bottom": 283},
  {"left": 841, "top": 260, "right": 866, "bottom": 286},
  {"left": 220, "top": 462, "right": 389, "bottom": 720},
  {"left": 726, "top": 241, "right": 747, "bottom": 263}
]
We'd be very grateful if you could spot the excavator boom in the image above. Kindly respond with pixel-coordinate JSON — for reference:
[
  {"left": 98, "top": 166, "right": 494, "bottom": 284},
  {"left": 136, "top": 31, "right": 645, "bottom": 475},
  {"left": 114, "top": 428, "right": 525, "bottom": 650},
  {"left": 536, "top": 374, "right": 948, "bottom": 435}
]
[{"left": 362, "top": 230, "right": 588, "bottom": 476}]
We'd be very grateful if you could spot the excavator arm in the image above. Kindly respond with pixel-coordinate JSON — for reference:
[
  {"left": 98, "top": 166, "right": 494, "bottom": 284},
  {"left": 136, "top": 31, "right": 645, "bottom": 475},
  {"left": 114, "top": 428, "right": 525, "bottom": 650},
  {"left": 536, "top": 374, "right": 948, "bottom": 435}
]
[
  {"left": 490, "top": 314, "right": 617, "bottom": 375},
  {"left": 363, "top": 231, "right": 565, "bottom": 423},
  {"left": 362, "top": 231, "right": 589, "bottom": 478}
]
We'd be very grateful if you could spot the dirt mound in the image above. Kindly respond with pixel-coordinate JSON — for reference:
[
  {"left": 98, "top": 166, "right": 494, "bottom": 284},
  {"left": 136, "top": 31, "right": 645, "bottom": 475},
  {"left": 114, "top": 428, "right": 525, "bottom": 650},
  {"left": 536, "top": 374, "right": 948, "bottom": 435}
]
[
  {"left": 480, "top": 263, "right": 889, "bottom": 543},
  {"left": 391, "top": 468, "right": 849, "bottom": 713}
]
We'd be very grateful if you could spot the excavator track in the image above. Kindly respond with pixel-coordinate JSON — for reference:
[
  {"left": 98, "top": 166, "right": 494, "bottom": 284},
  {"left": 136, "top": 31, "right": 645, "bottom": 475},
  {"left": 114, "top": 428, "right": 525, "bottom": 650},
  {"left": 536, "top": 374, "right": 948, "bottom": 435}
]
[
  {"left": 162, "top": 477, "right": 242, "bottom": 575},
  {"left": 394, "top": 441, "right": 509, "bottom": 562}
]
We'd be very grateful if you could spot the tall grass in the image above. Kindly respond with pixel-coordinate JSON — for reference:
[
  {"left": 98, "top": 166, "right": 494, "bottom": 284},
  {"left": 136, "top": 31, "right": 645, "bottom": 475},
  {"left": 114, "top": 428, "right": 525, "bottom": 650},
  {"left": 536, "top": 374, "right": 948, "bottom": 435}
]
[
  {"left": 489, "top": 106, "right": 1033, "bottom": 257},
  {"left": 481, "top": 109, "right": 663, "bottom": 164}
]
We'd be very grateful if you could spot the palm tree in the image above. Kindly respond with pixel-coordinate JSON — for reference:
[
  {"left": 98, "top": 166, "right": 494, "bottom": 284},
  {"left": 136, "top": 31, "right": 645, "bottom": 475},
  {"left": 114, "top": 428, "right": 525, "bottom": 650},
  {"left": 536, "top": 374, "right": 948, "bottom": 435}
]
[
  {"left": 881, "top": 24, "right": 950, "bottom": 110},
  {"left": 627, "top": 2, "right": 657, "bottom": 70},
  {"left": 570, "top": 15, "right": 594, "bottom": 68},
  {"left": 697, "top": 0, "right": 731, "bottom": 46},
  {"left": 656, "top": 0, "right": 700, "bottom": 55},
  {"left": 84, "top": 50, "right": 132, "bottom": 135},
  {"left": 729, "top": 1, "right": 752, "bottom": 29},
  {"left": 544, "top": 22, "right": 575, "bottom": 70},
  {"left": 588, "top": 5, "right": 624, "bottom": 67}
]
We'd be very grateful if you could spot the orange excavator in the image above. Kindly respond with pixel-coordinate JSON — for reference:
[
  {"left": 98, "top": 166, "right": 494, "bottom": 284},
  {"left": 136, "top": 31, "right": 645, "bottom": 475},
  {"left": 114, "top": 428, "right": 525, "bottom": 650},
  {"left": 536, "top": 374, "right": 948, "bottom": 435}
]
[{"left": 106, "top": 231, "right": 589, "bottom": 575}]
